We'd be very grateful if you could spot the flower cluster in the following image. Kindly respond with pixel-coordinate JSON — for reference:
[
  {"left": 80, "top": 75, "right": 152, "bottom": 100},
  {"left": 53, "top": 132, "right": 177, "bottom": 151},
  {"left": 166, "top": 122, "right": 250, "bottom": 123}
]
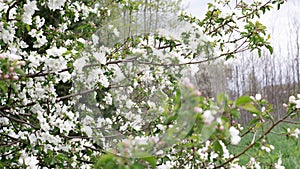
[
  {"left": 0, "top": 0, "right": 294, "bottom": 168},
  {"left": 0, "top": 55, "right": 25, "bottom": 81}
]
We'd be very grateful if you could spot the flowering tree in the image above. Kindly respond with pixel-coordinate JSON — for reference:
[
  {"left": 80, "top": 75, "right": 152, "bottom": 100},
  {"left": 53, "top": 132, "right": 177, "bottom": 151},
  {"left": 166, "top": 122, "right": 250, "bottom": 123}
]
[{"left": 0, "top": 0, "right": 297, "bottom": 168}]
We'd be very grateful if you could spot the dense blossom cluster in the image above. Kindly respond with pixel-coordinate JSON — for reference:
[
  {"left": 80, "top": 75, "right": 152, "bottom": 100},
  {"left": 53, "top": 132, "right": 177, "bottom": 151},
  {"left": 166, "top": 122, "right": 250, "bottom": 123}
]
[{"left": 0, "top": 0, "right": 296, "bottom": 168}]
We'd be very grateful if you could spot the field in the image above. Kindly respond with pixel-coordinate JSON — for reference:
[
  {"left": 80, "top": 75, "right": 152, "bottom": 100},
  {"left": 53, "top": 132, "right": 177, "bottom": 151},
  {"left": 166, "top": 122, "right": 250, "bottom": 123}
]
[{"left": 230, "top": 124, "right": 300, "bottom": 168}]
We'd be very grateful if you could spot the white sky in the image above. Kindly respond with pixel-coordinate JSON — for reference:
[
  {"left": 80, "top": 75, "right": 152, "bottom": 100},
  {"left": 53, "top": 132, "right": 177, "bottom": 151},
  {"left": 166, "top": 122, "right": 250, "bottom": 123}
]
[{"left": 182, "top": 0, "right": 208, "bottom": 17}]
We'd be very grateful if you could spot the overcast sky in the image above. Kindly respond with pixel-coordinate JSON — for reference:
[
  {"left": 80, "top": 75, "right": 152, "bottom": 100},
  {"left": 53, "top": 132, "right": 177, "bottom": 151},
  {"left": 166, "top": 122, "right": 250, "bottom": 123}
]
[{"left": 182, "top": 0, "right": 208, "bottom": 17}]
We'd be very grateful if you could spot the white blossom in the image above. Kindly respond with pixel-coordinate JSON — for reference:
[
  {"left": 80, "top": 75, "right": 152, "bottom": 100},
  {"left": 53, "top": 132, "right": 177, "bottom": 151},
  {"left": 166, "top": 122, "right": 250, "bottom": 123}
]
[
  {"left": 103, "top": 93, "right": 112, "bottom": 105},
  {"left": 126, "top": 99, "right": 134, "bottom": 109},
  {"left": 82, "top": 126, "right": 93, "bottom": 137},
  {"left": 1, "top": 29, "right": 13, "bottom": 43},
  {"left": 35, "top": 16, "right": 45, "bottom": 29},
  {"left": 73, "top": 56, "right": 87, "bottom": 72},
  {"left": 6, "top": 53, "right": 22, "bottom": 61},
  {"left": 92, "top": 34, "right": 99, "bottom": 45},
  {"left": 229, "top": 126, "right": 241, "bottom": 145},
  {"left": 219, "top": 140, "right": 230, "bottom": 159},
  {"left": 255, "top": 94, "right": 262, "bottom": 101},
  {"left": 248, "top": 157, "right": 261, "bottom": 169},
  {"left": 203, "top": 110, "right": 214, "bottom": 125},
  {"left": 47, "top": 0, "right": 67, "bottom": 11},
  {"left": 289, "top": 96, "right": 296, "bottom": 103},
  {"left": 291, "top": 128, "right": 300, "bottom": 138},
  {"left": 113, "top": 28, "right": 120, "bottom": 37},
  {"left": 157, "top": 161, "right": 175, "bottom": 169},
  {"left": 77, "top": 38, "right": 86, "bottom": 44},
  {"left": 22, "top": 0, "right": 38, "bottom": 25},
  {"left": 261, "top": 145, "right": 274, "bottom": 153},
  {"left": 46, "top": 46, "right": 67, "bottom": 57},
  {"left": 274, "top": 158, "right": 285, "bottom": 169},
  {"left": 93, "top": 51, "right": 107, "bottom": 65},
  {"left": 19, "top": 152, "right": 39, "bottom": 169},
  {"left": 99, "top": 75, "right": 109, "bottom": 88}
]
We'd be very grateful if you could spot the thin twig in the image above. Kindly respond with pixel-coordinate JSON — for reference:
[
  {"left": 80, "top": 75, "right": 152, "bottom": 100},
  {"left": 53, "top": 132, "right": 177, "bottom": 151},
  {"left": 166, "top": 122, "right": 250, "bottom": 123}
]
[{"left": 214, "top": 111, "right": 294, "bottom": 169}]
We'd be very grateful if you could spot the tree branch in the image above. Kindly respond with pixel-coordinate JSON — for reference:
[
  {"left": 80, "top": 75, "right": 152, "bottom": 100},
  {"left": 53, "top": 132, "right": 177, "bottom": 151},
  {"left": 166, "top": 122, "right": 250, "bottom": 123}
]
[{"left": 214, "top": 111, "right": 295, "bottom": 169}]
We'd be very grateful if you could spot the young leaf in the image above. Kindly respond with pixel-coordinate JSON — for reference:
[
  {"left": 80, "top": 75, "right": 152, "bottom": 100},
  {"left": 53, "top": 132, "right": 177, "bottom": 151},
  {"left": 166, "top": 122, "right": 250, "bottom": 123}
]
[
  {"left": 235, "top": 96, "right": 252, "bottom": 106},
  {"left": 241, "top": 103, "right": 260, "bottom": 115},
  {"left": 14, "top": 67, "right": 26, "bottom": 77},
  {"left": 133, "top": 151, "right": 156, "bottom": 168}
]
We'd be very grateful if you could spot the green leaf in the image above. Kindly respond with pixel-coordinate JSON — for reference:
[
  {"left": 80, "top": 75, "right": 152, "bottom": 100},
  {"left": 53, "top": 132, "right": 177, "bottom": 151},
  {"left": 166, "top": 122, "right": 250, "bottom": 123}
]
[
  {"left": 217, "top": 93, "right": 226, "bottom": 105},
  {"left": 258, "top": 49, "right": 262, "bottom": 57},
  {"left": 241, "top": 103, "right": 260, "bottom": 115},
  {"left": 225, "top": 54, "right": 234, "bottom": 60},
  {"left": 0, "top": 81, "right": 8, "bottom": 94},
  {"left": 140, "top": 156, "right": 156, "bottom": 168},
  {"left": 266, "top": 45, "right": 273, "bottom": 54},
  {"left": 25, "top": 24, "right": 31, "bottom": 32},
  {"left": 133, "top": 151, "right": 156, "bottom": 168},
  {"left": 95, "top": 154, "right": 117, "bottom": 169},
  {"left": 10, "top": 83, "right": 18, "bottom": 93},
  {"left": 185, "top": 124, "right": 195, "bottom": 138},
  {"left": 213, "top": 140, "right": 223, "bottom": 155},
  {"left": 199, "top": 123, "right": 215, "bottom": 142},
  {"left": 235, "top": 96, "right": 252, "bottom": 106},
  {"left": 249, "top": 118, "right": 260, "bottom": 126},
  {"left": 55, "top": 153, "right": 67, "bottom": 161},
  {"left": 229, "top": 109, "right": 240, "bottom": 118},
  {"left": 14, "top": 67, "right": 26, "bottom": 76},
  {"left": 131, "top": 163, "right": 146, "bottom": 169}
]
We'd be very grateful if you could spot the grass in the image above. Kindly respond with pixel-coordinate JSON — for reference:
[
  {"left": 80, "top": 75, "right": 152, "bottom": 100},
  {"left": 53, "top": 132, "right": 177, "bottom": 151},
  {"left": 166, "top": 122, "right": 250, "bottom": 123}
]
[{"left": 229, "top": 123, "right": 300, "bottom": 168}]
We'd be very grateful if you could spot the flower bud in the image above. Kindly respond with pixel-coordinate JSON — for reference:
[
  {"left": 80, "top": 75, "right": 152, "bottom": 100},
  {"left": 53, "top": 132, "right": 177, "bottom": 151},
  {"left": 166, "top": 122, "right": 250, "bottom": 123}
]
[
  {"left": 219, "top": 125, "right": 224, "bottom": 131},
  {"left": 9, "top": 67, "right": 14, "bottom": 72},
  {"left": 19, "top": 61, "right": 26, "bottom": 66},
  {"left": 194, "top": 107, "right": 203, "bottom": 113},
  {"left": 194, "top": 90, "right": 202, "bottom": 96},
  {"left": 4, "top": 74, "right": 9, "bottom": 79},
  {"left": 12, "top": 75, "right": 19, "bottom": 80},
  {"left": 289, "top": 96, "right": 296, "bottom": 103}
]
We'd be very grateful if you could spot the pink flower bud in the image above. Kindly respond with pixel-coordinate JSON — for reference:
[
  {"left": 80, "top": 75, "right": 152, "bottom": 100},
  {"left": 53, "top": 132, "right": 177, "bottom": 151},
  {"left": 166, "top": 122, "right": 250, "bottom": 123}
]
[
  {"left": 11, "top": 72, "right": 16, "bottom": 76},
  {"left": 9, "top": 67, "right": 14, "bottom": 72},
  {"left": 194, "top": 90, "right": 202, "bottom": 96},
  {"left": 19, "top": 61, "right": 26, "bottom": 66},
  {"left": 12, "top": 75, "right": 19, "bottom": 80},
  {"left": 0, "top": 55, "right": 3, "bottom": 59},
  {"left": 219, "top": 126, "right": 224, "bottom": 131},
  {"left": 4, "top": 74, "right": 9, "bottom": 79},
  {"left": 194, "top": 107, "right": 203, "bottom": 113}
]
